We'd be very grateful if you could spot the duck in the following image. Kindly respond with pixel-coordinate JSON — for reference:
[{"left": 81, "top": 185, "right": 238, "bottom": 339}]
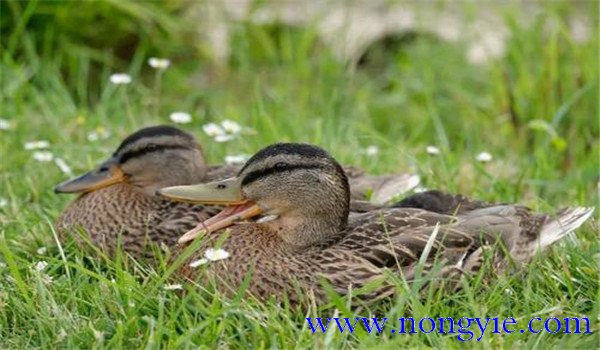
[
  {"left": 158, "top": 142, "right": 594, "bottom": 306},
  {"left": 55, "top": 125, "right": 226, "bottom": 258},
  {"left": 55, "top": 126, "right": 418, "bottom": 259}
]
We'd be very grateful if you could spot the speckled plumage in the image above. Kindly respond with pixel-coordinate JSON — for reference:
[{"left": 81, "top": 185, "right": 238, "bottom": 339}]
[
  {"left": 56, "top": 184, "right": 220, "bottom": 258},
  {"left": 55, "top": 126, "right": 224, "bottom": 258},
  {"left": 163, "top": 143, "right": 594, "bottom": 307},
  {"left": 55, "top": 127, "right": 418, "bottom": 259},
  {"left": 177, "top": 202, "right": 592, "bottom": 307},
  {"left": 56, "top": 164, "right": 241, "bottom": 256}
]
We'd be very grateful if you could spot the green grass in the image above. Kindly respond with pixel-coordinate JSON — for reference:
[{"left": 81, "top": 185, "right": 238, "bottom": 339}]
[{"left": 1, "top": 2, "right": 599, "bottom": 348}]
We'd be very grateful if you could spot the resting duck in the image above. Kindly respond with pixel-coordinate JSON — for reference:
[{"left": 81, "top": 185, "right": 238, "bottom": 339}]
[
  {"left": 55, "top": 126, "right": 417, "bottom": 258},
  {"left": 158, "top": 143, "right": 594, "bottom": 306}
]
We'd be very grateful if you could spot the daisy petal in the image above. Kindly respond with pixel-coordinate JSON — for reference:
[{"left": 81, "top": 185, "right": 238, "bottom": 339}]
[
  {"left": 221, "top": 120, "right": 242, "bottom": 134},
  {"left": 54, "top": 158, "right": 73, "bottom": 175},
  {"left": 475, "top": 152, "right": 493, "bottom": 163},
  {"left": 204, "top": 248, "right": 230, "bottom": 261},
  {"left": 33, "top": 151, "right": 54, "bottom": 162},
  {"left": 202, "top": 122, "right": 225, "bottom": 137},
  {"left": 109, "top": 73, "right": 132, "bottom": 85},
  {"left": 189, "top": 258, "right": 209, "bottom": 268},
  {"left": 0, "top": 118, "right": 12, "bottom": 130},
  {"left": 169, "top": 112, "right": 192, "bottom": 124},
  {"left": 365, "top": 145, "right": 379, "bottom": 156},
  {"left": 426, "top": 146, "right": 441, "bottom": 155},
  {"left": 214, "top": 134, "right": 236, "bottom": 143},
  {"left": 87, "top": 128, "right": 111, "bottom": 142},
  {"left": 24, "top": 140, "right": 50, "bottom": 150},
  {"left": 148, "top": 57, "right": 171, "bottom": 70}
]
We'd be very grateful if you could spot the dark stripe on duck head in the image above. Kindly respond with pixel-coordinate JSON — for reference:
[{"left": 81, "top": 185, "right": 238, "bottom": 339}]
[
  {"left": 114, "top": 125, "right": 195, "bottom": 154},
  {"left": 119, "top": 144, "right": 190, "bottom": 164},
  {"left": 239, "top": 143, "right": 333, "bottom": 174},
  {"left": 241, "top": 163, "right": 327, "bottom": 187}
]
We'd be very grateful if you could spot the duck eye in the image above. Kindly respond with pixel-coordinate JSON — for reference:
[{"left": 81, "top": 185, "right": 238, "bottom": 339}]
[
  {"left": 274, "top": 162, "right": 288, "bottom": 169},
  {"left": 144, "top": 143, "right": 158, "bottom": 152}
]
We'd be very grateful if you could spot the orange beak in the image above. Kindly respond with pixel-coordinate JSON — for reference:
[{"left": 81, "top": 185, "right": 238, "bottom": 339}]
[
  {"left": 55, "top": 157, "right": 125, "bottom": 193},
  {"left": 157, "top": 177, "right": 264, "bottom": 243}
]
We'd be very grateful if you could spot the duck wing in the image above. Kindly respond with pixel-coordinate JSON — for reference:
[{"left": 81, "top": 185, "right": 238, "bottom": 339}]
[
  {"left": 335, "top": 205, "right": 594, "bottom": 275},
  {"left": 392, "top": 190, "right": 498, "bottom": 214}
]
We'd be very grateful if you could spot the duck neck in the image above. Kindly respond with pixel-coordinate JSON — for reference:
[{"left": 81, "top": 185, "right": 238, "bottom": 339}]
[{"left": 266, "top": 213, "right": 345, "bottom": 250}]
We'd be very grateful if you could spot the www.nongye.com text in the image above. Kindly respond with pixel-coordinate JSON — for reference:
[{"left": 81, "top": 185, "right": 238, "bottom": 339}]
[{"left": 305, "top": 316, "right": 591, "bottom": 341}]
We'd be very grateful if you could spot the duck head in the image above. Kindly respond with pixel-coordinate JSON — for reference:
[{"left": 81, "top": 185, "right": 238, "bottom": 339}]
[
  {"left": 55, "top": 125, "right": 208, "bottom": 196},
  {"left": 158, "top": 143, "right": 350, "bottom": 249}
]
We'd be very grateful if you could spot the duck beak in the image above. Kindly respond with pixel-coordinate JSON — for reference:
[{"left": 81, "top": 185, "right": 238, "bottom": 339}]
[
  {"left": 54, "top": 157, "right": 125, "bottom": 193},
  {"left": 158, "top": 177, "right": 264, "bottom": 244},
  {"left": 157, "top": 177, "right": 247, "bottom": 204}
]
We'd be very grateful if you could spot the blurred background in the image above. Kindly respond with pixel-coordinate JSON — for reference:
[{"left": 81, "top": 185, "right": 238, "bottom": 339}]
[
  {"left": 1, "top": 0, "right": 598, "bottom": 215},
  {"left": 0, "top": 2, "right": 598, "bottom": 348}
]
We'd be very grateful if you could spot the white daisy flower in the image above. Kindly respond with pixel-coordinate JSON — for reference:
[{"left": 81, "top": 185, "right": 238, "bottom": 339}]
[
  {"left": 0, "top": 118, "right": 12, "bottom": 130},
  {"left": 204, "top": 248, "right": 230, "bottom": 261},
  {"left": 202, "top": 122, "right": 225, "bottom": 137},
  {"left": 148, "top": 57, "right": 171, "bottom": 70},
  {"left": 24, "top": 140, "right": 50, "bottom": 150},
  {"left": 87, "top": 128, "right": 111, "bottom": 142},
  {"left": 221, "top": 120, "right": 242, "bottom": 134},
  {"left": 225, "top": 154, "right": 249, "bottom": 165},
  {"left": 0, "top": 198, "right": 7, "bottom": 207},
  {"left": 109, "top": 73, "right": 132, "bottom": 85},
  {"left": 169, "top": 112, "right": 192, "bottom": 124},
  {"left": 33, "top": 151, "right": 54, "bottom": 162},
  {"left": 54, "top": 158, "right": 73, "bottom": 176},
  {"left": 163, "top": 284, "right": 183, "bottom": 291},
  {"left": 214, "top": 134, "right": 236, "bottom": 143},
  {"left": 36, "top": 247, "right": 47, "bottom": 255},
  {"left": 189, "top": 258, "right": 209, "bottom": 268},
  {"left": 87, "top": 132, "right": 100, "bottom": 142},
  {"left": 426, "top": 145, "right": 440, "bottom": 155},
  {"left": 34, "top": 261, "right": 48, "bottom": 271},
  {"left": 203, "top": 120, "right": 250, "bottom": 142},
  {"left": 475, "top": 152, "right": 493, "bottom": 163},
  {"left": 365, "top": 145, "right": 379, "bottom": 156}
]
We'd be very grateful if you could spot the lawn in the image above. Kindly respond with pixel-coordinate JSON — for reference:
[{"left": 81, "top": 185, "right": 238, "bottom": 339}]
[{"left": 0, "top": 1, "right": 598, "bottom": 348}]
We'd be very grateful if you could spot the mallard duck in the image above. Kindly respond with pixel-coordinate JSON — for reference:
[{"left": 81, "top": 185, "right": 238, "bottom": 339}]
[
  {"left": 158, "top": 143, "right": 594, "bottom": 306},
  {"left": 55, "top": 127, "right": 418, "bottom": 258},
  {"left": 55, "top": 125, "right": 225, "bottom": 258}
]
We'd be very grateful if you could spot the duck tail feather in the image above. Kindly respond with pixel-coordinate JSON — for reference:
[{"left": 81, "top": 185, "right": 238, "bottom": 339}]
[{"left": 538, "top": 207, "right": 595, "bottom": 248}]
